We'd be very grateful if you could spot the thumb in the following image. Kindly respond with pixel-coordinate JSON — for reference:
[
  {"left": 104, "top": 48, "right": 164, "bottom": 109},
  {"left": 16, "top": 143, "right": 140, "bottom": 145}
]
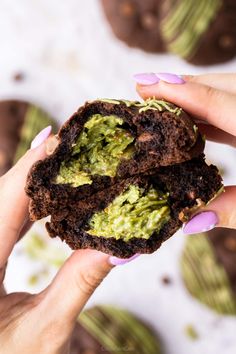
[
  {"left": 39, "top": 250, "right": 113, "bottom": 324},
  {"left": 0, "top": 126, "right": 53, "bottom": 267},
  {"left": 183, "top": 186, "right": 236, "bottom": 234}
]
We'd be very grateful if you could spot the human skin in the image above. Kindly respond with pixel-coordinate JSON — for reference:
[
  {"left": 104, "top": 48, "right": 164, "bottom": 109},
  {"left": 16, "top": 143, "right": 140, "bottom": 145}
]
[
  {"left": 135, "top": 72, "right": 236, "bottom": 232},
  {"left": 0, "top": 130, "right": 135, "bottom": 354}
]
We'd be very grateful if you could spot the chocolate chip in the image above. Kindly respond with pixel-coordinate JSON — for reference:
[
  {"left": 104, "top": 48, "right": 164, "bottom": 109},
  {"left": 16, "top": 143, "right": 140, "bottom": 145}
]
[
  {"left": 13, "top": 72, "right": 25, "bottom": 82},
  {"left": 161, "top": 275, "right": 172, "bottom": 285},
  {"left": 141, "top": 13, "right": 158, "bottom": 30},
  {"left": 119, "top": 1, "right": 135, "bottom": 17},
  {"left": 219, "top": 35, "right": 235, "bottom": 49}
]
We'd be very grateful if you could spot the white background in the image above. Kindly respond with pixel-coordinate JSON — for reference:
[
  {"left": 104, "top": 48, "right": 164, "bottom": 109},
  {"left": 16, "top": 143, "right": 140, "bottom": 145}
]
[{"left": 1, "top": 1, "right": 236, "bottom": 353}]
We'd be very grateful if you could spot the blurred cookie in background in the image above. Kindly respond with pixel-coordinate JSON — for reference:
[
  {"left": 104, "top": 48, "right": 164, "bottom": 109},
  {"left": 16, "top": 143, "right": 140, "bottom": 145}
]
[
  {"left": 72, "top": 305, "right": 163, "bottom": 354},
  {"left": 181, "top": 228, "right": 236, "bottom": 315},
  {"left": 0, "top": 100, "right": 58, "bottom": 176},
  {"left": 160, "top": 0, "right": 236, "bottom": 65},
  {"left": 101, "top": 0, "right": 236, "bottom": 65},
  {"left": 101, "top": 0, "right": 165, "bottom": 53}
]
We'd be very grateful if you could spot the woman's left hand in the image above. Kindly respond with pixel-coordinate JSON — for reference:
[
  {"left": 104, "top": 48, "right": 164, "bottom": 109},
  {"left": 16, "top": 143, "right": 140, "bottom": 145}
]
[{"left": 0, "top": 131, "right": 113, "bottom": 354}]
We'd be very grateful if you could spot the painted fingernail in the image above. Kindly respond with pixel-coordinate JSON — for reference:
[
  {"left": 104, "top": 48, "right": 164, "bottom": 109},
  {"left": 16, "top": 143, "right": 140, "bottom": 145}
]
[
  {"left": 30, "top": 126, "right": 52, "bottom": 149},
  {"left": 109, "top": 254, "right": 140, "bottom": 266},
  {"left": 133, "top": 73, "right": 160, "bottom": 85},
  {"left": 155, "top": 73, "right": 185, "bottom": 84},
  {"left": 183, "top": 211, "right": 218, "bottom": 235}
]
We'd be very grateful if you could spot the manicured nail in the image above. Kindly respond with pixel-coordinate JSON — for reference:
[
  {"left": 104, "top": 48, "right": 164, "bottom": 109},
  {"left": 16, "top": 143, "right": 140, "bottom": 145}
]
[
  {"left": 183, "top": 211, "right": 218, "bottom": 235},
  {"left": 133, "top": 73, "right": 160, "bottom": 85},
  {"left": 30, "top": 126, "right": 52, "bottom": 149},
  {"left": 155, "top": 73, "right": 185, "bottom": 84},
  {"left": 109, "top": 254, "right": 140, "bottom": 266},
  {"left": 133, "top": 72, "right": 185, "bottom": 86}
]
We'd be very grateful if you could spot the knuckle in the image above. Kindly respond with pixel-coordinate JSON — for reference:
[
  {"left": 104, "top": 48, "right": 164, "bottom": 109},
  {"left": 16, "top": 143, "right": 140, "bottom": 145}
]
[
  {"left": 76, "top": 270, "right": 104, "bottom": 297},
  {"left": 203, "top": 86, "right": 221, "bottom": 120}
]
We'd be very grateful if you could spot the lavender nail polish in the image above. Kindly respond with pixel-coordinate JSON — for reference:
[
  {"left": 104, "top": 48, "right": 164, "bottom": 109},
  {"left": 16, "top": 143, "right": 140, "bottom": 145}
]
[
  {"left": 155, "top": 73, "right": 185, "bottom": 84},
  {"left": 133, "top": 72, "right": 185, "bottom": 86},
  {"left": 109, "top": 254, "right": 140, "bottom": 266},
  {"left": 133, "top": 73, "right": 160, "bottom": 85},
  {"left": 183, "top": 211, "right": 218, "bottom": 235},
  {"left": 31, "top": 126, "right": 52, "bottom": 149}
]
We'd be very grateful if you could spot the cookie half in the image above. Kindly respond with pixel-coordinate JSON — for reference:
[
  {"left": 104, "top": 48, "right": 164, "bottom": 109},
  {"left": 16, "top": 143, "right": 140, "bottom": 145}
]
[{"left": 26, "top": 98, "right": 204, "bottom": 220}]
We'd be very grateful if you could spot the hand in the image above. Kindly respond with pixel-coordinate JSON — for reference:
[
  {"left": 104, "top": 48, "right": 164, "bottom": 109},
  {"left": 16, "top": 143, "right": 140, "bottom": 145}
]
[
  {"left": 135, "top": 72, "right": 236, "bottom": 233},
  {"left": 0, "top": 128, "right": 113, "bottom": 354}
]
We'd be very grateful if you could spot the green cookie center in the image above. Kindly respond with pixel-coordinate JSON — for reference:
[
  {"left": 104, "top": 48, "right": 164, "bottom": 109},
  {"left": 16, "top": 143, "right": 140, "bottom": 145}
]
[
  {"left": 55, "top": 114, "right": 134, "bottom": 187},
  {"left": 87, "top": 185, "right": 170, "bottom": 241}
]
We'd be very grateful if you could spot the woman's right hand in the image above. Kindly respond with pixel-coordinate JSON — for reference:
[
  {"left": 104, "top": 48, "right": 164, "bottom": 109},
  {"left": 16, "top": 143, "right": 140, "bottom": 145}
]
[{"left": 134, "top": 72, "right": 236, "bottom": 234}]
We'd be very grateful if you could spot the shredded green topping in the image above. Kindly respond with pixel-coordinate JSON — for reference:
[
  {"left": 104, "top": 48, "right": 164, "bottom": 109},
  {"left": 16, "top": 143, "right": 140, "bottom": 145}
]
[
  {"left": 87, "top": 185, "right": 170, "bottom": 242},
  {"left": 135, "top": 98, "right": 182, "bottom": 115},
  {"left": 56, "top": 114, "right": 134, "bottom": 187},
  {"left": 100, "top": 98, "right": 182, "bottom": 115}
]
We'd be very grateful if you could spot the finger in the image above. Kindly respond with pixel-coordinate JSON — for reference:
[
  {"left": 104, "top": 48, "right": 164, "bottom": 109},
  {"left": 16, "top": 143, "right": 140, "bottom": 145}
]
[
  {"left": 197, "top": 123, "right": 236, "bottom": 147},
  {"left": 0, "top": 263, "right": 7, "bottom": 284},
  {"left": 0, "top": 127, "right": 52, "bottom": 267},
  {"left": 39, "top": 250, "right": 113, "bottom": 324},
  {"left": 137, "top": 81, "right": 236, "bottom": 135},
  {"left": 0, "top": 285, "right": 6, "bottom": 297},
  {"left": 183, "top": 186, "right": 236, "bottom": 234},
  {"left": 183, "top": 73, "right": 236, "bottom": 95}
]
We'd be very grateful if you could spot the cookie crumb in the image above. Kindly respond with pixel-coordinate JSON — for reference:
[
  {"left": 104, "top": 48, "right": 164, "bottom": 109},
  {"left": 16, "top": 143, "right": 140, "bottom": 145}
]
[
  {"left": 185, "top": 325, "right": 198, "bottom": 340},
  {"left": 161, "top": 275, "right": 172, "bottom": 285}
]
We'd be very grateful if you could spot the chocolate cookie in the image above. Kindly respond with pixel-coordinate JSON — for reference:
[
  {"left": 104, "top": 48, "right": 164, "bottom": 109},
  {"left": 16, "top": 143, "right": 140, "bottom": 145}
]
[
  {"left": 181, "top": 229, "right": 236, "bottom": 315},
  {"left": 26, "top": 98, "right": 222, "bottom": 258},
  {"left": 101, "top": 0, "right": 165, "bottom": 52},
  {"left": 0, "top": 100, "right": 57, "bottom": 176},
  {"left": 160, "top": 0, "right": 236, "bottom": 65}
]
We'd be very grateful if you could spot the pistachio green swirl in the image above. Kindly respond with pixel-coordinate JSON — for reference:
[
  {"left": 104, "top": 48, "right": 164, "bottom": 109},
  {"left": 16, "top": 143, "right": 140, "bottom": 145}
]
[
  {"left": 161, "top": 0, "right": 222, "bottom": 59},
  {"left": 181, "top": 233, "right": 236, "bottom": 315},
  {"left": 14, "top": 105, "right": 57, "bottom": 163},
  {"left": 79, "top": 306, "right": 162, "bottom": 354}
]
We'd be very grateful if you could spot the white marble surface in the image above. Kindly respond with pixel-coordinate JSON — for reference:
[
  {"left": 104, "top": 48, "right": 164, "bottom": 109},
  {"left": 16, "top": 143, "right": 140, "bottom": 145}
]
[{"left": 1, "top": 1, "right": 236, "bottom": 353}]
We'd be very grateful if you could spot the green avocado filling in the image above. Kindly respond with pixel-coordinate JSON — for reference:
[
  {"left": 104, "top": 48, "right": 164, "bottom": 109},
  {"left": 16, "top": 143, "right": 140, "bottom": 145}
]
[
  {"left": 87, "top": 185, "right": 170, "bottom": 242},
  {"left": 55, "top": 114, "right": 134, "bottom": 187}
]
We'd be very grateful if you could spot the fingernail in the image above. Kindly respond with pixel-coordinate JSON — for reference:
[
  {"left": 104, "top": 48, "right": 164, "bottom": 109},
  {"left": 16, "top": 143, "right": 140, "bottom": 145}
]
[
  {"left": 183, "top": 211, "right": 218, "bottom": 235},
  {"left": 155, "top": 73, "right": 185, "bottom": 84},
  {"left": 109, "top": 254, "right": 140, "bottom": 266},
  {"left": 30, "top": 126, "right": 52, "bottom": 149},
  {"left": 133, "top": 73, "right": 160, "bottom": 85}
]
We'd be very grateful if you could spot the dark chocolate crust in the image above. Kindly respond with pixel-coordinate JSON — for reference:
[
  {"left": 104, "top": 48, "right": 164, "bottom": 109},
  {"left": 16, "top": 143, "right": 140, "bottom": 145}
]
[
  {"left": 26, "top": 99, "right": 204, "bottom": 220},
  {"left": 0, "top": 100, "right": 28, "bottom": 176},
  {"left": 46, "top": 156, "right": 222, "bottom": 258},
  {"left": 208, "top": 228, "right": 236, "bottom": 294},
  {"left": 101, "top": 0, "right": 165, "bottom": 53}
]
